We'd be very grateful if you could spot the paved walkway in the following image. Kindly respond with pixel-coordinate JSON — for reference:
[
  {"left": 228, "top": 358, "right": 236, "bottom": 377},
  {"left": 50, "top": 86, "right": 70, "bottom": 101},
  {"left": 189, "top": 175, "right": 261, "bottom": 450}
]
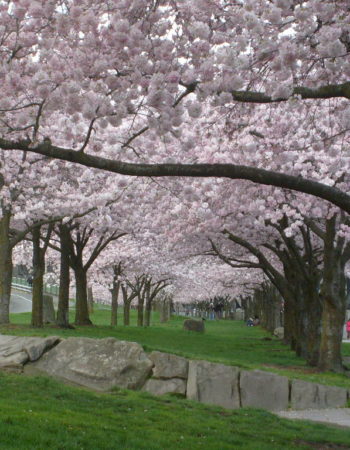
[{"left": 276, "top": 408, "right": 350, "bottom": 428}]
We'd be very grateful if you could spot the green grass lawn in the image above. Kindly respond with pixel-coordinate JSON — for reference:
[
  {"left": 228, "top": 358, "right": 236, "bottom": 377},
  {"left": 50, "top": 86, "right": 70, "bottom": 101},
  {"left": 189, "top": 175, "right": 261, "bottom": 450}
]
[
  {"left": 0, "top": 372, "right": 350, "bottom": 450},
  {"left": 2, "top": 306, "right": 350, "bottom": 388},
  {"left": 1, "top": 307, "right": 350, "bottom": 449}
]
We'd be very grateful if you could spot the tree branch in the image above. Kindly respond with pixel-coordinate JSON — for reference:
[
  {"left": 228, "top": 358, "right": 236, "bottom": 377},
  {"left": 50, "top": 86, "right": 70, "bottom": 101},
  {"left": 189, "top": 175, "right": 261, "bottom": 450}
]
[{"left": 1, "top": 137, "right": 350, "bottom": 213}]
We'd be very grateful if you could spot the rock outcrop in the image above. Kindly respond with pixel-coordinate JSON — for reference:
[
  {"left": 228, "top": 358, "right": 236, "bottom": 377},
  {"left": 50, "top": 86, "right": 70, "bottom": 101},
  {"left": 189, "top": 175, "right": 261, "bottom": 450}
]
[
  {"left": 30, "top": 337, "right": 153, "bottom": 391},
  {"left": 0, "top": 335, "right": 60, "bottom": 372}
]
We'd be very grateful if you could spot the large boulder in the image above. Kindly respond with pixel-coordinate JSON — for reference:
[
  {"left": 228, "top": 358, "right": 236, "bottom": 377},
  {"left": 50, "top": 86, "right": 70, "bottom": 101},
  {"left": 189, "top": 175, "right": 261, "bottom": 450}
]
[
  {"left": 143, "top": 378, "right": 187, "bottom": 396},
  {"left": 0, "top": 335, "right": 60, "bottom": 372},
  {"left": 240, "top": 370, "right": 289, "bottom": 411},
  {"left": 183, "top": 319, "right": 205, "bottom": 332},
  {"left": 29, "top": 337, "right": 153, "bottom": 391},
  {"left": 187, "top": 360, "right": 240, "bottom": 409},
  {"left": 149, "top": 351, "right": 188, "bottom": 379},
  {"left": 290, "top": 379, "right": 348, "bottom": 410}
]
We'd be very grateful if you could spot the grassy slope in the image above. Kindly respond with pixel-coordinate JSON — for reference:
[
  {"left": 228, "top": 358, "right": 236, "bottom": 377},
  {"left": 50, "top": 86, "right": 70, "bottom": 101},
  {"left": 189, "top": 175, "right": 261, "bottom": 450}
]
[
  {"left": 2, "top": 307, "right": 350, "bottom": 388},
  {"left": 1, "top": 373, "right": 350, "bottom": 450},
  {"left": 1, "top": 308, "right": 350, "bottom": 448}
]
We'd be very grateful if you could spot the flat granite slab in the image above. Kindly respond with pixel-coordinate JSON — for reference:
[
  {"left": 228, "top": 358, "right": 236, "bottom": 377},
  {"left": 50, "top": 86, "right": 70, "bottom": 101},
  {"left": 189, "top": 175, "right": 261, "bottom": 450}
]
[{"left": 276, "top": 408, "right": 350, "bottom": 428}]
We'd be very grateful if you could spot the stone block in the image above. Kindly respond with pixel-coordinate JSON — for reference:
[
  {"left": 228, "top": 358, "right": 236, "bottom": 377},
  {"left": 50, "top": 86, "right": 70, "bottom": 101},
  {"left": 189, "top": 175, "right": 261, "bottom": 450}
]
[
  {"left": 234, "top": 309, "right": 245, "bottom": 321},
  {"left": 184, "top": 319, "right": 205, "bottom": 332},
  {"left": 142, "top": 378, "right": 186, "bottom": 396},
  {"left": 187, "top": 360, "right": 240, "bottom": 409},
  {"left": 149, "top": 351, "right": 188, "bottom": 379},
  {"left": 291, "top": 379, "right": 348, "bottom": 410},
  {"left": 240, "top": 370, "right": 289, "bottom": 411},
  {"left": 273, "top": 327, "right": 284, "bottom": 339},
  {"left": 32, "top": 337, "right": 153, "bottom": 391}
]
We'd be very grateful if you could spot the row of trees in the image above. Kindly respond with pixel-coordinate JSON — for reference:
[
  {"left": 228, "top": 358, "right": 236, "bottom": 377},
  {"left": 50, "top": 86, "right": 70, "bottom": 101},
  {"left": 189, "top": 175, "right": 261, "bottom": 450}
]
[{"left": 0, "top": 1, "right": 350, "bottom": 374}]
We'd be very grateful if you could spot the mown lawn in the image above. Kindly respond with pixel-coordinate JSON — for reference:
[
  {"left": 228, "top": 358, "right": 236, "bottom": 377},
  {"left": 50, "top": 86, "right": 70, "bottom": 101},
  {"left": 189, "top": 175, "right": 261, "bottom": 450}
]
[
  {"left": 0, "top": 372, "right": 350, "bottom": 450},
  {"left": 1, "top": 306, "right": 350, "bottom": 388}
]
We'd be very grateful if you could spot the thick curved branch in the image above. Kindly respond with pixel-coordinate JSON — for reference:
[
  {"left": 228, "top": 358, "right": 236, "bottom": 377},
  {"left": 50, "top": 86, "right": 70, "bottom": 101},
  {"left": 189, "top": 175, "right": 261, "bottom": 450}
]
[
  {"left": 2, "top": 137, "right": 350, "bottom": 213},
  {"left": 229, "top": 81, "right": 350, "bottom": 103}
]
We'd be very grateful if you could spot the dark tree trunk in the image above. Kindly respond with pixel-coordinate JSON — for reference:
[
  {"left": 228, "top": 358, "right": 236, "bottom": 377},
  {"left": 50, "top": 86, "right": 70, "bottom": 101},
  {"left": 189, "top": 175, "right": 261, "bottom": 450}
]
[
  {"left": 110, "top": 281, "right": 120, "bottom": 327},
  {"left": 56, "top": 225, "right": 70, "bottom": 328},
  {"left": 303, "top": 288, "right": 322, "bottom": 367},
  {"left": 87, "top": 285, "right": 94, "bottom": 314},
  {"left": 144, "top": 300, "right": 152, "bottom": 327},
  {"left": 121, "top": 284, "right": 137, "bottom": 326},
  {"left": 123, "top": 301, "right": 130, "bottom": 326},
  {"left": 318, "top": 217, "right": 346, "bottom": 372},
  {"left": 74, "top": 265, "right": 92, "bottom": 325},
  {"left": 137, "top": 293, "right": 145, "bottom": 327},
  {"left": 0, "top": 210, "right": 12, "bottom": 324},
  {"left": 318, "top": 299, "right": 345, "bottom": 372},
  {"left": 31, "top": 226, "right": 44, "bottom": 328}
]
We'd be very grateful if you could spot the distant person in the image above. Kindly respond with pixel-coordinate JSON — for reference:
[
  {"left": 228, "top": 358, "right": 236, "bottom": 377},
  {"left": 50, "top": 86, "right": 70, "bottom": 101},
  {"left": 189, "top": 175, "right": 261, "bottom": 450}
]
[
  {"left": 246, "top": 317, "right": 254, "bottom": 327},
  {"left": 27, "top": 275, "right": 33, "bottom": 286},
  {"left": 209, "top": 302, "right": 215, "bottom": 320},
  {"left": 253, "top": 316, "right": 260, "bottom": 326},
  {"left": 346, "top": 319, "right": 350, "bottom": 339}
]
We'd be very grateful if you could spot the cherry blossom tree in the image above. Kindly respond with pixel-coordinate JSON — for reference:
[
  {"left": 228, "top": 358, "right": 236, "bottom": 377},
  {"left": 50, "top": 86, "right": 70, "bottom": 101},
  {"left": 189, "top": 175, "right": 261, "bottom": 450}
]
[
  {"left": 1, "top": 0, "right": 350, "bottom": 373},
  {"left": 0, "top": 0, "right": 349, "bottom": 213}
]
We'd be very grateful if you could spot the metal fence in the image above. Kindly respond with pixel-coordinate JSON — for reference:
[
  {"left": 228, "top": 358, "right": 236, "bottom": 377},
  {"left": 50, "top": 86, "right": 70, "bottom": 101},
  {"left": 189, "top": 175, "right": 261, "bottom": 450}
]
[{"left": 12, "top": 276, "right": 59, "bottom": 296}]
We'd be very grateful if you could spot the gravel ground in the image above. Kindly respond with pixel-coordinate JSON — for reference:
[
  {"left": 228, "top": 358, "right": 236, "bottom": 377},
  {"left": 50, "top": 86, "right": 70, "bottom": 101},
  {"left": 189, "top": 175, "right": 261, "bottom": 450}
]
[{"left": 276, "top": 408, "right": 350, "bottom": 428}]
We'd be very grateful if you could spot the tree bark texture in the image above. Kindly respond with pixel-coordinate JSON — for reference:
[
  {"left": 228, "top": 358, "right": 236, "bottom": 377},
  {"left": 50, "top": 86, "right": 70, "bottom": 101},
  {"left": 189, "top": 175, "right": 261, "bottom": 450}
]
[
  {"left": 137, "top": 293, "right": 145, "bottom": 327},
  {"left": 56, "top": 225, "right": 70, "bottom": 327},
  {"left": 31, "top": 226, "right": 44, "bottom": 328},
  {"left": 87, "top": 285, "right": 94, "bottom": 314},
  {"left": 318, "top": 217, "right": 347, "bottom": 371},
  {"left": 110, "top": 281, "right": 120, "bottom": 327},
  {"left": 74, "top": 265, "right": 92, "bottom": 325},
  {"left": 0, "top": 211, "right": 12, "bottom": 324}
]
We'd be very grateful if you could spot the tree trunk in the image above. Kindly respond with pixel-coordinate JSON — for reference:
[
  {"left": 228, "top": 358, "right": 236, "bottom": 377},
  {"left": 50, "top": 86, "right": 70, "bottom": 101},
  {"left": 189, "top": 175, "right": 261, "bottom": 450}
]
[
  {"left": 318, "top": 299, "right": 345, "bottom": 371},
  {"left": 87, "top": 285, "right": 94, "bottom": 314},
  {"left": 31, "top": 226, "right": 44, "bottom": 328},
  {"left": 110, "top": 281, "right": 120, "bottom": 326},
  {"left": 144, "top": 300, "right": 152, "bottom": 327},
  {"left": 74, "top": 265, "right": 92, "bottom": 325},
  {"left": 303, "top": 288, "right": 322, "bottom": 367},
  {"left": 318, "top": 218, "right": 346, "bottom": 371},
  {"left": 57, "top": 225, "right": 70, "bottom": 328},
  {"left": 137, "top": 294, "right": 145, "bottom": 327},
  {"left": 159, "top": 299, "right": 170, "bottom": 323},
  {"left": 0, "top": 211, "right": 12, "bottom": 324},
  {"left": 123, "top": 300, "right": 130, "bottom": 326}
]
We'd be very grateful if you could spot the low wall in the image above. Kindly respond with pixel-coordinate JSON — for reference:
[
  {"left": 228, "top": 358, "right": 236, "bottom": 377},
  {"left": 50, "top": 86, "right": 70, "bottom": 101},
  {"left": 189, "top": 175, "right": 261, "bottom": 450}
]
[
  {"left": 1, "top": 335, "right": 349, "bottom": 412},
  {"left": 144, "top": 351, "right": 350, "bottom": 412}
]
